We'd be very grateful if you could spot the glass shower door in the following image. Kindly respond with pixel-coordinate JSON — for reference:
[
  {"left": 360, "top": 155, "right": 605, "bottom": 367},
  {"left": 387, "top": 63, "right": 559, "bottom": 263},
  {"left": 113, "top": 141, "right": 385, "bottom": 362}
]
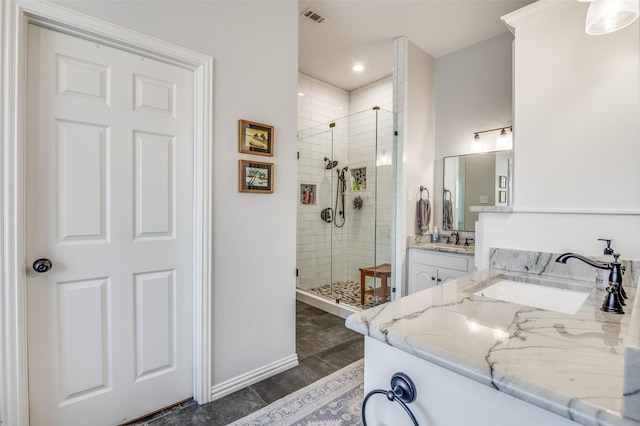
[{"left": 296, "top": 107, "right": 397, "bottom": 310}]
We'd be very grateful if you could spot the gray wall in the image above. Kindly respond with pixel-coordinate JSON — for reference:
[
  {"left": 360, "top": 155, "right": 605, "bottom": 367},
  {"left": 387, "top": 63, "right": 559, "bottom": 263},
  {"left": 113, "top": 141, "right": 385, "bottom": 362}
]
[{"left": 433, "top": 31, "right": 514, "bottom": 232}]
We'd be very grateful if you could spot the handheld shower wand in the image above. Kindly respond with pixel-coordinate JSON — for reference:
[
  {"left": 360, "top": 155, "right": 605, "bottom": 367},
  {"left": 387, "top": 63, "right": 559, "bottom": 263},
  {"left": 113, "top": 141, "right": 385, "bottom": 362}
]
[{"left": 334, "top": 166, "right": 348, "bottom": 228}]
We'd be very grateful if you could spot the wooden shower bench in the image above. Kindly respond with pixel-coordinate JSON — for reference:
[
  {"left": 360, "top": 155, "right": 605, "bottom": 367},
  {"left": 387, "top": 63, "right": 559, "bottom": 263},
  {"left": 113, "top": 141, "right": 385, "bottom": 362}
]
[{"left": 360, "top": 263, "right": 392, "bottom": 305}]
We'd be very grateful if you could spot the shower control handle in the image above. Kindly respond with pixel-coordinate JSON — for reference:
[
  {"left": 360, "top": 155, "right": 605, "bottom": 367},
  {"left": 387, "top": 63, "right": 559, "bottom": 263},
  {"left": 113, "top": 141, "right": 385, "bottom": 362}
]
[{"left": 321, "top": 207, "right": 333, "bottom": 223}]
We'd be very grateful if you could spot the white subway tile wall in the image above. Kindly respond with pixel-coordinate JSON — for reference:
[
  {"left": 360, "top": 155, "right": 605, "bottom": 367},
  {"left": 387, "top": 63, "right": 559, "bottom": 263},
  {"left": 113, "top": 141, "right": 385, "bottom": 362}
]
[{"left": 297, "top": 72, "right": 395, "bottom": 299}]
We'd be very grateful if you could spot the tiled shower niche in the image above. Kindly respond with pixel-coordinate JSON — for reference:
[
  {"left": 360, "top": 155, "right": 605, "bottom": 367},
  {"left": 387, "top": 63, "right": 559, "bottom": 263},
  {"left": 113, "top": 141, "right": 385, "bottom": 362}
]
[
  {"left": 351, "top": 167, "right": 366, "bottom": 191},
  {"left": 300, "top": 184, "right": 316, "bottom": 205}
]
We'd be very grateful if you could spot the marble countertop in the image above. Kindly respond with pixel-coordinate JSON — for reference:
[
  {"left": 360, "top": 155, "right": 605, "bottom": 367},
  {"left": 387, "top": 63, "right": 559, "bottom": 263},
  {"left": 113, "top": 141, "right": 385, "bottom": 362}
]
[{"left": 346, "top": 269, "right": 640, "bottom": 426}]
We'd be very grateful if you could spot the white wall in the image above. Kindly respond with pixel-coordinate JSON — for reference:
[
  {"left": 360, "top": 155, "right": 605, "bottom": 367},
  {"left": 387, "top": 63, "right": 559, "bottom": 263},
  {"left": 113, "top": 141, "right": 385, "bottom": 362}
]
[
  {"left": 405, "top": 40, "right": 437, "bottom": 237},
  {"left": 394, "top": 37, "right": 436, "bottom": 295},
  {"left": 433, "top": 31, "right": 514, "bottom": 232},
  {"left": 54, "top": 0, "right": 299, "bottom": 393},
  {"left": 513, "top": 3, "right": 640, "bottom": 210},
  {"left": 477, "top": 3, "right": 640, "bottom": 268}
]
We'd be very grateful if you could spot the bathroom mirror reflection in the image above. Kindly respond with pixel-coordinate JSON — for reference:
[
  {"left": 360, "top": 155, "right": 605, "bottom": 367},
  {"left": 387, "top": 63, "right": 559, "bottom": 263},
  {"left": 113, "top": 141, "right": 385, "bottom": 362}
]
[{"left": 443, "top": 150, "right": 512, "bottom": 232}]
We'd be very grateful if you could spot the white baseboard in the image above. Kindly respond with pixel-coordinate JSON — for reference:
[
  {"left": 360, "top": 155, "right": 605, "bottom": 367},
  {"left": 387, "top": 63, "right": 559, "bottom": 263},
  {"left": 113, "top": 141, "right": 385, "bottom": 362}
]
[{"left": 210, "top": 354, "right": 299, "bottom": 401}]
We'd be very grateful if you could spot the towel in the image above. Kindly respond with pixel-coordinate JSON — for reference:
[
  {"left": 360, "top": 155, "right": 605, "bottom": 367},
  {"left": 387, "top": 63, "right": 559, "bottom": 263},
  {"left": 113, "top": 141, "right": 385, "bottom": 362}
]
[
  {"left": 443, "top": 199, "right": 453, "bottom": 230},
  {"left": 416, "top": 198, "right": 431, "bottom": 234}
]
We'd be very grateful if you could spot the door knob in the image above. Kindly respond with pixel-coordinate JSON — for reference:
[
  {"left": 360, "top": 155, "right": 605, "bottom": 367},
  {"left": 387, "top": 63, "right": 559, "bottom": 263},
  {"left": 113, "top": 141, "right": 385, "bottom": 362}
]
[{"left": 33, "top": 258, "right": 52, "bottom": 273}]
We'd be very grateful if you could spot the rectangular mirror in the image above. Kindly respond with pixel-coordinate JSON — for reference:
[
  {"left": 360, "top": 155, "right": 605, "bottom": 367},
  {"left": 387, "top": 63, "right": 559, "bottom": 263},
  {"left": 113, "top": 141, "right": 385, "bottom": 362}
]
[{"left": 443, "top": 150, "right": 512, "bottom": 232}]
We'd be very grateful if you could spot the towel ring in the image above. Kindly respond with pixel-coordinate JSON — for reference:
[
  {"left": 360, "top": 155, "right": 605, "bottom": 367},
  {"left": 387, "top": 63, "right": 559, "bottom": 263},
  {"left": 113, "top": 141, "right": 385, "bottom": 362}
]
[
  {"left": 417, "top": 186, "right": 429, "bottom": 200},
  {"left": 443, "top": 189, "right": 452, "bottom": 201},
  {"left": 362, "top": 372, "right": 419, "bottom": 426}
]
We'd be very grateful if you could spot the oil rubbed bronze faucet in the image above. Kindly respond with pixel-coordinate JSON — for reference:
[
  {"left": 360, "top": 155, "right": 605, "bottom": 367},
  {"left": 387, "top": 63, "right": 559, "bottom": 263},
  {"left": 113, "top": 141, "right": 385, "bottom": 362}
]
[
  {"left": 555, "top": 253, "right": 627, "bottom": 314},
  {"left": 451, "top": 232, "right": 460, "bottom": 245}
]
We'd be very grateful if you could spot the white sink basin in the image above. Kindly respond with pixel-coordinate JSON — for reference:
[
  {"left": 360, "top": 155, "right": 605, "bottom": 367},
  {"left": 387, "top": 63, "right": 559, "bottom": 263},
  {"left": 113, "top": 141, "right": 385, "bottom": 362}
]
[{"left": 475, "top": 279, "right": 590, "bottom": 315}]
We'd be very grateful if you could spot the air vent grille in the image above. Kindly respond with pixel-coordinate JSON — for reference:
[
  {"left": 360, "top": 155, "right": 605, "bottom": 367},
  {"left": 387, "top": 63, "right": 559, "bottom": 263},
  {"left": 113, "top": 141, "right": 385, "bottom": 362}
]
[{"left": 301, "top": 7, "right": 326, "bottom": 24}]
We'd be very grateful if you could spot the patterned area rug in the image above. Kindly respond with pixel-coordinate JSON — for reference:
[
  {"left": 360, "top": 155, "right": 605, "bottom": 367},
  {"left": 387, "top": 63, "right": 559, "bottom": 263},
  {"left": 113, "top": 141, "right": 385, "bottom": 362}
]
[
  {"left": 307, "top": 281, "right": 388, "bottom": 310},
  {"left": 228, "top": 359, "right": 364, "bottom": 426}
]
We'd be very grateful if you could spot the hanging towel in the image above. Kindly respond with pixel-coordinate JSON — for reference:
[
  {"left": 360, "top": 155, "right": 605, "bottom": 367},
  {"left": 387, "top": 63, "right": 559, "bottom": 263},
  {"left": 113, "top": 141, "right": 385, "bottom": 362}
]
[
  {"left": 416, "top": 198, "right": 431, "bottom": 235},
  {"left": 443, "top": 199, "right": 453, "bottom": 230}
]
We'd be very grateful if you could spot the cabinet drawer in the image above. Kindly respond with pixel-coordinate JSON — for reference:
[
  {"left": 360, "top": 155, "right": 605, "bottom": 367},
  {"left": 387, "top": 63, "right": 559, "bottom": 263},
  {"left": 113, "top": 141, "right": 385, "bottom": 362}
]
[{"left": 409, "top": 250, "right": 470, "bottom": 272}]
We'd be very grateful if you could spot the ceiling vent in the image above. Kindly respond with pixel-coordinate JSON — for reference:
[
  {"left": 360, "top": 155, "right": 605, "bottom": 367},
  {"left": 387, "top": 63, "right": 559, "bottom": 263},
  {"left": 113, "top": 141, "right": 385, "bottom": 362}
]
[{"left": 301, "top": 7, "right": 327, "bottom": 24}]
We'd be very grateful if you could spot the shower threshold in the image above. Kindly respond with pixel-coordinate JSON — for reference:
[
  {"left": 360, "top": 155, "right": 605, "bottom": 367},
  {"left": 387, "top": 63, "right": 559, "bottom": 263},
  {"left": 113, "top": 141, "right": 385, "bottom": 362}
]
[
  {"left": 296, "top": 289, "right": 360, "bottom": 320},
  {"left": 297, "top": 280, "right": 388, "bottom": 319}
]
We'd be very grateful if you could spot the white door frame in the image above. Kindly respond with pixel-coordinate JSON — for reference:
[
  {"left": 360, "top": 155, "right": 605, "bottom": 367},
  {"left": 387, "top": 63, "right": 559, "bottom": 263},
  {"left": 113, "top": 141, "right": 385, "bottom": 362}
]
[{"left": 0, "top": 2, "right": 214, "bottom": 425}]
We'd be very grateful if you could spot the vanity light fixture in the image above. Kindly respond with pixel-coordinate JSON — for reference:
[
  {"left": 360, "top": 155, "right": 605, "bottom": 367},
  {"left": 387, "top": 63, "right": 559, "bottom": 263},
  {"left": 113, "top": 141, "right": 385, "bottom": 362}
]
[
  {"left": 470, "top": 125, "right": 513, "bottom": 152},
  {"left": 584, "top": 0, "right": 639, "bottom": 35}
]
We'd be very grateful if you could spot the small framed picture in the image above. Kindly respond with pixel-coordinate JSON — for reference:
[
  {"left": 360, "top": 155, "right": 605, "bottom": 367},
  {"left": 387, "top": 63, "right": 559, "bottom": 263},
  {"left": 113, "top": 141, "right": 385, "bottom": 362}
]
[
  {"left": 499, "top": 190, "right": 507, "bottom": 203},
  {"left": 239, "top": 119, "right": 274, "bottom": 156},
  {"left": 239, "top": 160, "right": 274, "bottom": 193},
  {"left": 498, "top": 175, "right": 507, "bottom": 188}
]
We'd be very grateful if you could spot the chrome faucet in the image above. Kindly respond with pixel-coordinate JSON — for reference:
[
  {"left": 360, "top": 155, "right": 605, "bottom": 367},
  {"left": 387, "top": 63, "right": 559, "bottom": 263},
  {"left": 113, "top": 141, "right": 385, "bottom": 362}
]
[{"left": 555, "top": 252, "right": 627, "bottom": 314}]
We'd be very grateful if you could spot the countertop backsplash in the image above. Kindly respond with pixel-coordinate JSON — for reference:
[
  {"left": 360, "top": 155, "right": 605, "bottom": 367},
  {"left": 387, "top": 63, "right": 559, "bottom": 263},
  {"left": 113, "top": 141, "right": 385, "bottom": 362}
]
[{"left": 490, "top": 248, "right": 639, "bottom": 289}]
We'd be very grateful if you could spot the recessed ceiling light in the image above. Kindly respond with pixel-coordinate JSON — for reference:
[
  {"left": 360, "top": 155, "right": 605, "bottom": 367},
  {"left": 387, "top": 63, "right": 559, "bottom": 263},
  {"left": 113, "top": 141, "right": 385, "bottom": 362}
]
[
  {"left": 352, "top": 64, "right": 365, "bottom": 72},
  {"left": 298, "top": 92, "right": 305, "bottom": 97}
]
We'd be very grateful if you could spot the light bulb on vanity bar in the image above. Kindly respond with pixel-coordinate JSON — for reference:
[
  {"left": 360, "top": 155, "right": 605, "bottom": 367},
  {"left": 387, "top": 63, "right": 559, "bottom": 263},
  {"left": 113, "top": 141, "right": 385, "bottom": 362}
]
[
  {"left": 496, "top": 128, "right": 512, "bottom": 149},
  {"left": 470, "top": 133, "right": 483, "bottom": 152}
]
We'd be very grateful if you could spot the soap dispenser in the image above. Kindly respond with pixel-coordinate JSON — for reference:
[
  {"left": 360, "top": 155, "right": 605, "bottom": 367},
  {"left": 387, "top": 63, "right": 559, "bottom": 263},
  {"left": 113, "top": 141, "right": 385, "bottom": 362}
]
[
  {"left": 595, "top": 238, "right": 614, "bottom": 290},
  {"left": 431, "top": 227, "right": 439, "bottom": 243}
]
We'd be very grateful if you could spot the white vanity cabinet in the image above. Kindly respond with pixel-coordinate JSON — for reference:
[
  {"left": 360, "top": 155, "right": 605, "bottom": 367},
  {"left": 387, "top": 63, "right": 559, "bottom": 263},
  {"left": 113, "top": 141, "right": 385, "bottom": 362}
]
[{"left": 407, "top": 248, "right": 472, "bottom": 294}]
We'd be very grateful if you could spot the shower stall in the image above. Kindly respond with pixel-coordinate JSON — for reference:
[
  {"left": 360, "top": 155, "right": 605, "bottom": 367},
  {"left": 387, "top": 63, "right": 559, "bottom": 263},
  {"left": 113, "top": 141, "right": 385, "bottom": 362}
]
[{"left": 296, "top": 107, "right": 396, "bottom": 310}]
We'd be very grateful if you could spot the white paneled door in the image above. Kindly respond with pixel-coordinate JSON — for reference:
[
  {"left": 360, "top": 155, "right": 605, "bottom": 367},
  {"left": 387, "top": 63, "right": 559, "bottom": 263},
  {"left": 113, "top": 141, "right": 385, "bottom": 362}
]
[{"left": 26, "top": 24, "right": 194, "bottom": 425}]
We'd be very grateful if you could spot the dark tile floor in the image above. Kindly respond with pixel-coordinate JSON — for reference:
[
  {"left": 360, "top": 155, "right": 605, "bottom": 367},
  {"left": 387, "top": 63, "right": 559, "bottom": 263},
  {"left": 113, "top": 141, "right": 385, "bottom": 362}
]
[{"left": 132, "top": 301, "right": 363, "bottom": 425}]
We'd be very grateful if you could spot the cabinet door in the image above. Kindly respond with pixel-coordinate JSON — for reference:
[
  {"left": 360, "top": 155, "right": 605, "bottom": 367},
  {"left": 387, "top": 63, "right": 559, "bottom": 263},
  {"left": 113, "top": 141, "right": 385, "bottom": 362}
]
[
  {"left": 408, "top": 263, "right": 438, "bottom": 294},
  {"left": 437, "top": 267, "right": 468, "bottom": 284}
]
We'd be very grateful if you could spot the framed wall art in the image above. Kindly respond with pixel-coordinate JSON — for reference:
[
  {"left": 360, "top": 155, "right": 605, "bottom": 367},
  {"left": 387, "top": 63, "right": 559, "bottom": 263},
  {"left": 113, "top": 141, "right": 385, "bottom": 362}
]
[
  {"left": 239, "top": 159, "right": 274, "bottom": 193},
  {"left": 239, "top": 119, "right": 274, "bottom": 156}
]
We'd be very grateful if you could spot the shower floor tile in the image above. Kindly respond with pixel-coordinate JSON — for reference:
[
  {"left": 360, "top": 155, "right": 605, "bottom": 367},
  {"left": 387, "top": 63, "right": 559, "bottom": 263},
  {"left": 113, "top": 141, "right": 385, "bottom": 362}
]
[{"left": 306, "top": 280, "right": 389, "bottom": 309}]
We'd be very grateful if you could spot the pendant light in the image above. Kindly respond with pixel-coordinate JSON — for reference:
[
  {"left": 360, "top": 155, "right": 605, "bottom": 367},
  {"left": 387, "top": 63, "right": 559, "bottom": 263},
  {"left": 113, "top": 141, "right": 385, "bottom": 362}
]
[{"left": 585, "top": 0, "right": 639, "bottom": 35}]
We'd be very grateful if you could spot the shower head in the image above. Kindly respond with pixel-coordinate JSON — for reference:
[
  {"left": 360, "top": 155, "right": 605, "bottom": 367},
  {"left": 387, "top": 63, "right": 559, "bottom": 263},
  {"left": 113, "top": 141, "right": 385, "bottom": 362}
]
[{"left": 324, "top": 157, "right": 339, "bottom": 169}]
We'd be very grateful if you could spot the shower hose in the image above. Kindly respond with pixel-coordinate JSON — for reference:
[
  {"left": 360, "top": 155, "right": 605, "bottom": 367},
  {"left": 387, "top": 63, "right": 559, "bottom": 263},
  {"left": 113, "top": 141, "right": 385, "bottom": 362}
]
[{"left": 361, "top": 372, "right": 419, "bottom": 426}]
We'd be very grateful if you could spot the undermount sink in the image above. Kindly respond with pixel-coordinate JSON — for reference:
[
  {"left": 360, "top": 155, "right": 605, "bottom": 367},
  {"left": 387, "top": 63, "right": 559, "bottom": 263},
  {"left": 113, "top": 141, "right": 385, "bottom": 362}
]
[{"left": 474, "top": 279, "right": 590, "bottom": 315}]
